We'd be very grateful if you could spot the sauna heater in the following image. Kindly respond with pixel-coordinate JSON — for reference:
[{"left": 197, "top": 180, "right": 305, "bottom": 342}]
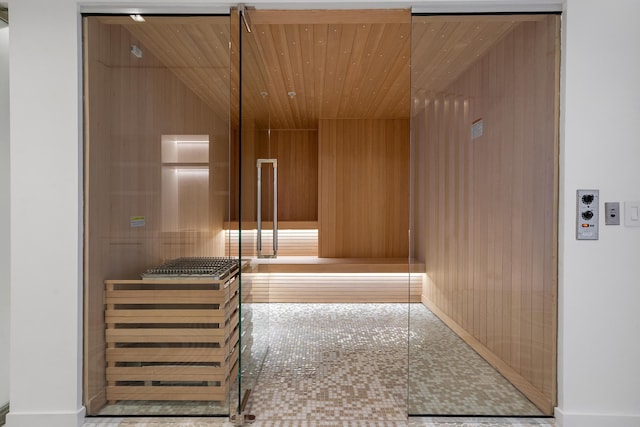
[{"left": 141, "top": 256, "right": 240, "bottom": 280}]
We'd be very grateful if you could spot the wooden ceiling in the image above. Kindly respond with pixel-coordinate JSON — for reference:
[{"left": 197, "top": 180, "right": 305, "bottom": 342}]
[
  {"left": 248, "top": 10, "right": 411, "bottom": 129},
  {"left": 97, "top": 12, "right": 548, "bottom": 130},
  {"left": 99, "top": 16, "right": 232, "bottom": 123},
  {"left": 411, "top": 14, "right": 547, "bottom": 93}
]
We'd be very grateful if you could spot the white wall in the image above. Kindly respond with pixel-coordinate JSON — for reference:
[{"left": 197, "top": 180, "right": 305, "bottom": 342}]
[
  {"left": 5, "top": 0, "right": 640, "bottom": 426},
  {"left": 556, "top": 1, "right": 640, "bottom": 426},
  {"left": 0, "top": 19, "right": 10, "bottom": 415},
  {"left": 6, "top": 1, "right": 84, "bottom": 426}
]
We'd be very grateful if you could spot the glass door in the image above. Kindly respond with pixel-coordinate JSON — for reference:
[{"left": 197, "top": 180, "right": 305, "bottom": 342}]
[
  {"left": 234, "top": 8, "right": 412, "bottom": 423},
  {"left": 82, "top": 14, "right": 237, "bottom": 417},
  {"left": 233, "top": 5, "right": 272, "bottom": 421},
  {"left": 408, "top": 12, "right": 560, "bottom": 416}
]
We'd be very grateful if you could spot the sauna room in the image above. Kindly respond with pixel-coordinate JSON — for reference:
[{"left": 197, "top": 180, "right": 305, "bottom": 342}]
[{"left": 82, "top": 9, "right": 560, "bottom": 421}]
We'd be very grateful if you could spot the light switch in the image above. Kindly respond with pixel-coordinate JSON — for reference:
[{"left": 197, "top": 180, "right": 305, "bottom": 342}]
[{"left": 624, "top": 201, "right": 640, "bottom": 227}]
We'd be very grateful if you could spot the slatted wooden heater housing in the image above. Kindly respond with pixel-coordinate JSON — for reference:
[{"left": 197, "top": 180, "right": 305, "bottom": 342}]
[{"left": 104, "top": 258, "right": 240, "bottom": 403}]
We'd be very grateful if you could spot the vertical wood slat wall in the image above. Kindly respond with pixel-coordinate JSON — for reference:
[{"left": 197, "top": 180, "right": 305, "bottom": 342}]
[
  {"left": 231, "top": 130, "right": 318, "bottom": 223},
  {"left": 265, "top": 131, "right": 319, "bottom": 222},
  {"left": 413, "top": 16, "right": 560, "bottom": 414},
  {"left": 319, "top": 118, "right": 410, "bottom": 258},
  {"left": 83, "top": 18, "right": 230, "bottom": 414}
]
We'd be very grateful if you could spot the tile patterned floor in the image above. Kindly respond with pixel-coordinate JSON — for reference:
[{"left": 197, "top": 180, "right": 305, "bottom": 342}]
[
  {"left": 89, "top": 303, "right": 549, "bottom": 427},
  {"left": 245, "top": 304, "right": 408, "bottom": 421},
  {"left": 407, "top": 305, "right": 541, "bottom": 415},
  {"left": 83, "top": 417, "right": 554, "bottom": 426},
  {"left": 248, "top": 304, "right": 540, "bottom": 420}
]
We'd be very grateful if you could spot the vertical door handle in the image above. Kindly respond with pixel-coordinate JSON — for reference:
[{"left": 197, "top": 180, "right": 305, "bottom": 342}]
[{"left": 256, "top": 159, "right": 277, "bottom": 257}]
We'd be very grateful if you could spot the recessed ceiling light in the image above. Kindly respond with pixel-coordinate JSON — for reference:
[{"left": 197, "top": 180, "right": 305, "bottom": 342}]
[{"left": 130, "top": 14, "right": 145, "bottom": 22}]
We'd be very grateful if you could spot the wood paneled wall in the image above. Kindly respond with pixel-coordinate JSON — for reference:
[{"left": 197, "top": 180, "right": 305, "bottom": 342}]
[
  {"left": 319, "top": 118, "right": 410, "bottom": 258},
  {"left": 83, "top": 17, "right": 230, "bottom": 414},
  {"left": 267, "top": 131, "right": 319, "bottom": 221},
  {"left": 231, "top": 130, "right": 318, "bottom": 223},
  {"left": 412, "top": 16, "right": 560, "bottom": 414}
]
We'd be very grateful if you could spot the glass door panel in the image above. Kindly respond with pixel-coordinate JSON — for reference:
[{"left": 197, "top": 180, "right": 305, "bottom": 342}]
[
  {"left": 408, "top": 13, "right": 560, "bottom": 416},
  {"left": 234, "top": 6, "right": 272, "bottom": 420},
  {"left": 235, "top": 8, "right": 412, "bottom": 423},
  {"left": 82, "top": 14, "right": 234, "bottom": 417}
]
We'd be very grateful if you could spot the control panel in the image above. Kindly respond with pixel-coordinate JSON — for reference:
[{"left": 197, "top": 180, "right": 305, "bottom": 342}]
[{"left": 576, "top": 189, "right": 599, "bottom": 240}]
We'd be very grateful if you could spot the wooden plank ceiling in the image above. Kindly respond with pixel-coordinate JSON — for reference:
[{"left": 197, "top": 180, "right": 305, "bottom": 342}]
[
  {"left": 247, "top": 10, "right": 411, "bottom": 129},
  {"left": 99, "top": 16, "right": 232, "bottom": 123},
  {"left": 411, "top": 15, "right": 547, "bottom": 94},
  {"left": 98, "top": 12, "right": 547, "bottom": 130}
]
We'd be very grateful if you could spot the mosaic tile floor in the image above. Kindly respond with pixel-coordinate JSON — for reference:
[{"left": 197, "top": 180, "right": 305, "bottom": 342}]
[
  {"left": 246, "top": 304, "right": 408, "bottom": 422},
  {"left": 247, "top": 304, "right": 541, "bottom": 421},
  {"left": 83, "top": 416, "right": 554, "bottom": 426},
  {"left": 407, "top": 305, "right": 542, "bottom": 415},
  {"left": 90, "top": 303, "right": 547, "bottom": 426}
]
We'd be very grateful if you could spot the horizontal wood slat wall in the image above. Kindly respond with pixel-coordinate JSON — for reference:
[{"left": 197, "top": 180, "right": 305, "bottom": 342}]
[
  {"left": 226, "top": 229, "right": 318, "bottom": 257},
  {"left": 319, "top": 119, "right": 410, "bottom": 258},
  {"left": 412, "top": 16, "right": 559, "bottom": 414},
  {"left": 244, "top": 273, "right": 421, "bottom": 303}
]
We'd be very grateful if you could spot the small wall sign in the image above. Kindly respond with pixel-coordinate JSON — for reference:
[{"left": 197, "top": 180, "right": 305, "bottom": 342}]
[
  {"left": 130, "top": 216, "right": 146, "bottom": 228},
  {"left": 471, "top": 118, "right": 484, "bottom": 139}
]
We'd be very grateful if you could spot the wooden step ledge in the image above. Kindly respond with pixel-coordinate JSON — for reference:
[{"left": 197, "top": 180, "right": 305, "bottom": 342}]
[
  {"left": 249, "top": 256, "right": 425, "bottom": 274},
  {"left": 225, "top": 221, "right": 318, "bottom": 230}
]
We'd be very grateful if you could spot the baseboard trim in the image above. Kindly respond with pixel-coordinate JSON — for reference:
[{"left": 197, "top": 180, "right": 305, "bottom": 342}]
[
  {"left": 555, "top": 408, "right": 640, "bottom": 427},
  {"left": 5, "top": 406, "right": 85, "bottom": 427},
  {"left": 0, "top": 402, "right": 9, "bottom": 426},
  {"left": 84, "top": 390, "right": 106, "bottom": 417},
  {"left": 422, "top": 295, "right": 554, "bottom": 415}
]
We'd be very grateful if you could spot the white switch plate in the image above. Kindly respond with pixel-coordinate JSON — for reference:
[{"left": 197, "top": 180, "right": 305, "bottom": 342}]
[{"left": 624, "top": 201, "right": 640, "bottom": 227}]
